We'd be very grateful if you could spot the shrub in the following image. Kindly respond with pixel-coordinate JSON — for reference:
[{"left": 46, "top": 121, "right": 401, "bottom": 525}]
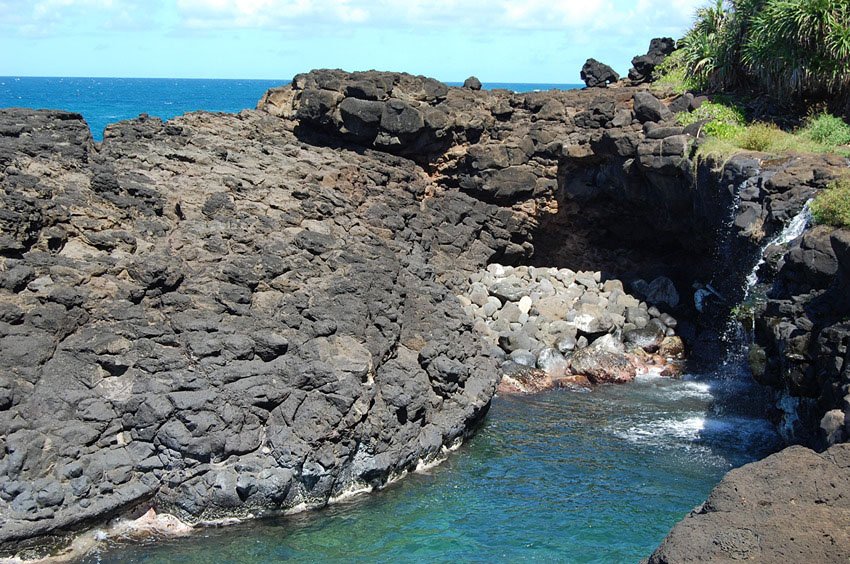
[
  {"left": 736, "top": 122, "right": 782, "bottom": 151},
  {"left": 743, "top": 0, "right": 850, "bottom": 99},
  {"left": 677, "top": 0, "right": 740, "bottom": 91},
  {"left": 652, "top": 50, "right": 693, "bottom": 94},
  {"left": 811, "top": 177, "right": 850, "bottom": 228},
  {"left": 677, "top": 100, "right": 746, "bottom": 139},
  {"left": 800, "top": 113, "right": 850, "bottom": 147},
  {"left": 677, "top": 0, "right": 850, "bottom": 103}
]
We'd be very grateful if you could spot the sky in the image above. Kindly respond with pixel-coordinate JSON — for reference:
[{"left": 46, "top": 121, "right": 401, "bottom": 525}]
[{"left": 0, "top": 0, "right": 707, "bottom": 83}]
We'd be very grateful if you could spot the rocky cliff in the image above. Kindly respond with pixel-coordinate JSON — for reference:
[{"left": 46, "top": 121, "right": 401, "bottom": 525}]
[
  {"left": 0, "top": 102, "right": 520, "bottom": 555},
  {"left": 1, "top": 69, "right": 849, "bottom": 560}
]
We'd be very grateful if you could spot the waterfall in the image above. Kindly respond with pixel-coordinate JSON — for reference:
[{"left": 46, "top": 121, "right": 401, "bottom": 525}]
[
  {"left": 718, "top": 199, "right": 814, "bottom": 343},
  {"left": 744, "top": 200, "right": 813, "bottom": 293},
  {"left": 695, "top": 180, "right": 810, "bottom": 452},
  {"left": 727, "top": 199, "right": 815, "bottom": 442}
]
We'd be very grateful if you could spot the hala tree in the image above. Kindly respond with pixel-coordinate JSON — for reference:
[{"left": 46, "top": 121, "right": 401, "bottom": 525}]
[
  {"left": 677, "top": 0, "right": 850, "bottom": 106},
  {"left": 742, "top": 0, "right": 850, "bottom": 99}
]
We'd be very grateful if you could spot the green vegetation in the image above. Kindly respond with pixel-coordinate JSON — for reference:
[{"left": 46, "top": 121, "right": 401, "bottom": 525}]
[
  {"left": 652, "top": 50, "right": 696, "bottom": 94},
  {"left": 676, "top": 0, "right": 740, "bottom": 91},
  {"left": 673, "top": 0, "right": 850, "bottom": 102},
  {"left": 731, "top": 301, "right": 760, "bottom": 332},
  {"left": 811, "top": 177, "right": 850, "bottom": 228},
  {"left": 673, "top": 97, "right": 850, "bottom": 159},
  {"left": 800, "top": 112, "right": 850, "bottom": 146},
  {"left": 676, "top": 100, "right": 745, "bottom": 138},
  {"left": 652, "top": 2, "right": 850, "bottom": 161}
]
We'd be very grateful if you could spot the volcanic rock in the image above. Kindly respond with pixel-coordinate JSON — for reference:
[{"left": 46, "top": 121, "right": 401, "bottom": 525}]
[
  {"left": 581, "top": 58, "right": 620, "bottom": 88},
  {"left": 628, "top": 37, "right": 676, "bottom": 84},
  {"left": 649, "top": 444, "right": 850, "bottom": 563},
  {"left": 463, "top": 76, "right": 483, "bottom": 90}
]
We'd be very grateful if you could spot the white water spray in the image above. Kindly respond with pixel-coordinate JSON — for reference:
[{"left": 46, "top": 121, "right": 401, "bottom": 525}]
[{"left": 744, "top": 200, "right": 812, "bottom": 292}]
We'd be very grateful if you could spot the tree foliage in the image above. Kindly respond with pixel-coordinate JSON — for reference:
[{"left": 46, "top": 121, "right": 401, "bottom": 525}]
[{"left": 677, "top": 0, "right": 850, "bottom": 104}]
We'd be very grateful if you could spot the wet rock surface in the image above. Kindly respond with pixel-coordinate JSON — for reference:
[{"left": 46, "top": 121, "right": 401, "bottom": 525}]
[{"left": 699, "top": 153, "right": 850, "bottom": 449}]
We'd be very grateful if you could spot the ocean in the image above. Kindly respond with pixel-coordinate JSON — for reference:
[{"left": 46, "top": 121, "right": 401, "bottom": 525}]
[{"left": 0, "top": 77, "right": 583, "bottom": 141}]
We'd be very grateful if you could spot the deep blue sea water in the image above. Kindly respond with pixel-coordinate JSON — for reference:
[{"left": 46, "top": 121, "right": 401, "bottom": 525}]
[
  {"left": 0, "top": 77, "right": 583, "bottom": 142},
  {"left": 1, "top": 77, "right": 778, "bottom": 563}
]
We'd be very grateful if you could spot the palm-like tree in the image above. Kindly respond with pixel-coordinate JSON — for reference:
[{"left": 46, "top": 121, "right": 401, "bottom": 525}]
[
  {"left": 678, "top": 0, "right": 849, "bottom": 106},
  {"left": 743, "top": 0, "right": 850, "bottom": 97},
  {"left": 678, "top": 0, "right": 732, "bottom": 89}
]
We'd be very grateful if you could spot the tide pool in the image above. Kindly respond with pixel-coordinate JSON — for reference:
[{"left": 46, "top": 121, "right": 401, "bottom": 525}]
[{"left": 86, "top": 370, "right": 779, "bottom": 563}]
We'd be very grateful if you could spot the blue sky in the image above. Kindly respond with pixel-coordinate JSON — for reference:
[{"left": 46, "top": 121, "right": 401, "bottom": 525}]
[{"left": 0, "top": 0, "right": 706, "bottom": 82}]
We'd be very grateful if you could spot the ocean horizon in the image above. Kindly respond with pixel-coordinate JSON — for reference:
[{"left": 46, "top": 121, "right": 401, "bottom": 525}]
[{"left": 0, "top": 76, "right": 584, "bottom": 142}]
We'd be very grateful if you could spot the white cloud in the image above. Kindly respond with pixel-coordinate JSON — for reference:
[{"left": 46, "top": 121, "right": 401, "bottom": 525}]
[
  {"left": 2, "top": 0, "right": 706, "bottom": 38},
  {"left": 2, "top": 0, "right": 156, "bottom": 34},
  {"left": 31, "top": 0, "right": 113, "bottom": 20},
  {"left": 174, "top": 0, "right": 621, "bottom": 31},
  {"left": 170, "top": 0, "right": 709, "bottom": 40},
  {"left": 176, "top": 0, "right": 362, "bottom": 28}
]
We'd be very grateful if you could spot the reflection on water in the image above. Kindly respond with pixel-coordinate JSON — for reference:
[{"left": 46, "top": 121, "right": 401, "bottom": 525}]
[{"left": 87, "top": 371, "right": 780, "bottom": 564}]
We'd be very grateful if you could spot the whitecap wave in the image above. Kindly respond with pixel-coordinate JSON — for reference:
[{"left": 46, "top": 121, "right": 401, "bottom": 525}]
[
  {"left": 617, "top": 415, "right": 706, "bottom": 446},
  {"left": 661, "top": 381, "right": 713, "bottom": 401}
]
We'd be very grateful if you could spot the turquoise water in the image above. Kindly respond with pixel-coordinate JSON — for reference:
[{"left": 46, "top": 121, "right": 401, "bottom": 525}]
[
  {"left": 0, "top": 77, "right": 582, "bottom": 142},
  {"left": 86, "top": 372, "right": 779, "bottom": 563}
]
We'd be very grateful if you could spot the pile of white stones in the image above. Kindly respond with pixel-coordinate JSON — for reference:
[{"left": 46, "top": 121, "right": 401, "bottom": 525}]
[{"left": 457, "top": 264, "right": 683, "bottom": 391}]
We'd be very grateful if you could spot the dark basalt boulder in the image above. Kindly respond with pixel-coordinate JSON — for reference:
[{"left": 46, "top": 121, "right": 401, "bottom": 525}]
[
  {"left": 580, "top": 58, "right": 620, "bottom": 88},
  {"left": 380, "top": 98, "right": 425, "bottom": 136},
  {"left": 649, "top": 443, "right": 850, "bottom": 563},
  {"left": 267, "top": 69, "right": 484, "bottom": 162},
  {"left": 463, "top": 76, "right": 482, "bottom": 90},
  {"left": 633, "top": 91, "right": 672, "bottom": 123},
  {"left": 473, "top": 166, "right": 538, "bottom": 201},
  {"left": 831, "top": 229, "right": 850, "bottom": 277},
  {"left": 339, "top": 97, "right": 384, "bottom": 140},
  {"left": 629, "top": 37, "right": 676, "bottom": 84},
  {"left": 778, "top": 226, "right": 839, "bottom": 289}
]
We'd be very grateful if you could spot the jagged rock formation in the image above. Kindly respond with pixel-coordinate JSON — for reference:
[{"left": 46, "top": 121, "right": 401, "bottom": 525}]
[
  {"left": 580, "top": 58, "right": 620, "bottom": 88},
  {"left": 1, "top": 68, "right": 849, "bottom": 560},
  {"left": 629, "top": 38, "right": 677, "bottom": 84},
  {"left": 0, "top": 103, "right": 523, "bottom": 554},
  {"left": 641, "top": 154, "right": 850, "bottom": 564},
  {"left": 691, "top": 152, "right": 850, "bottom": 447}
]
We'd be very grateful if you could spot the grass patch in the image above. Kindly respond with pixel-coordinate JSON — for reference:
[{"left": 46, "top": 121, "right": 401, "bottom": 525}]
[
  {"left": 736, "top": 122, "right": 781, "bottom": 152},
  {"left": 683, "top": 100, "right": 850, "bottom": 160},
  {"left": 811, "top": 177, "right": 850, "bottom": 228},
  {"left": 651, "top": 50, "right": 695, "bottom": 95},
  {"left": 677, "top": 101, "right": 746, "bottom": 139},
  {"left": 799, "top": 113, "right": 850, "bottom": 147}
]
